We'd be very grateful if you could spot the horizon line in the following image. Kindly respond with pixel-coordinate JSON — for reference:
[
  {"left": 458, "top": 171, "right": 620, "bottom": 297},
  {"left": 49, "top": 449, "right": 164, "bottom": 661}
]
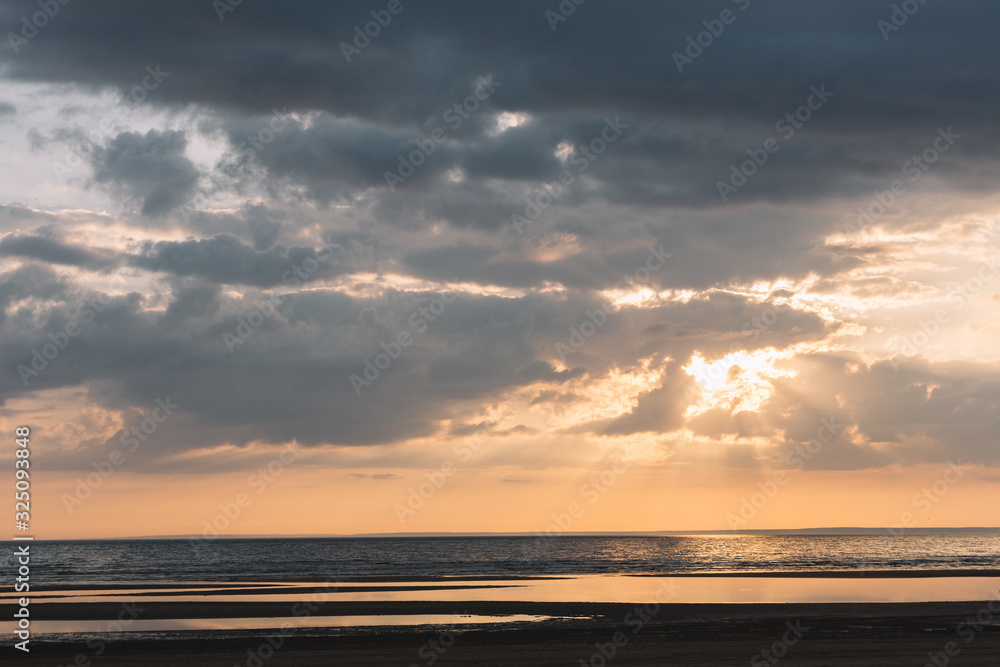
[{"left": 30, "top": 527, "right": 1000, "bottom": 540}]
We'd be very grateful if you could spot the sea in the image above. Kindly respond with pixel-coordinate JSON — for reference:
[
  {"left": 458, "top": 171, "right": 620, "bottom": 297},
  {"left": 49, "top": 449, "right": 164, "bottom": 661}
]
[
  {"left": 4, "top": 534, "right": 1000, "bottom": 643},
  {"left": 20, "top": 533, "right": 1000, "bottom": 585}
]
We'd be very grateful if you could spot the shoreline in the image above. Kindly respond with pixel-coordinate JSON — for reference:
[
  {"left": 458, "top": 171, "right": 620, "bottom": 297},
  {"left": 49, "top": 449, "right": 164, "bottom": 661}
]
[
  {"left": 9, "top": 600, "right": 1000, "bottom": 666},
  {"left": 14, "top": 567, "right": 1000, "bottom": 591},
  {"left": 13, "top": 598, "right": 1000, "bottom": 621}
]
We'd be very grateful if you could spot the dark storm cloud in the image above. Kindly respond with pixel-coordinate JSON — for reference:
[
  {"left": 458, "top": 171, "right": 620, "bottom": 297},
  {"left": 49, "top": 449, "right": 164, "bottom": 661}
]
[
  {"left": 2, "top": 0, "right": 999, "bottom": 478},
  {"left": 127, "top": 233, "right": 366, "bottom": 287},
  {"left": 0, "top": 263, "right": 71, "bottom": 327},
  {"left": 216, "top": 114, "right": 462, "bottom": 203},
  {"left": 2, "top": 0, "right": 998, "bottom": 210},
  {"left": 1, "top": 0, "right": 992, "bottom": 125},
  {"left": 171, "top": 204, "right": 296, "bottom": 248},
  {"left": 403, "top": 239, "right": 674, "bottom": 292},
  {"left": 89, "top": 129, "right": 199, "bottom": 216},
  {"left": 398, "top": 208, "right": 859, "bottom": 293},
  {"left": 0, "top": 279, "right": 558, "bottom": 463},
  {"left": 367, "top": 179, "right": 522, "bottom": 231},
  {"left": 243, "top": 205, "right": 282, "bottom": 251},
  {"left": 0, "top": 230, "right": 118, "bottom": 270},
  {"left": 459, "top": 122, "right": 564, "bottom": 181}
]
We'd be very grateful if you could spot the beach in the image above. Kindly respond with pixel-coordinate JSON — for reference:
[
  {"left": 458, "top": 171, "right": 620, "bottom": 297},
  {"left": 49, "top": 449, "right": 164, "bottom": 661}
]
[
  {"left": 5, "top": 1, "right": 1000, "bottom": 661},
  {"left": 6, "top": 536, "right": 1000, "bottom": 665},
  {"left": 7, "top": 572, "right": 1000, "bottom": 666},
  {"left": 11, "top": 599, "right": 1000, "bottom": 666}
]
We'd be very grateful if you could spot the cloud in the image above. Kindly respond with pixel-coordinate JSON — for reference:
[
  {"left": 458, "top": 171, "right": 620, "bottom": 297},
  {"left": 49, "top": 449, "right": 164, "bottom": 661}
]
[
  {"left": 126, "top": 233, "right": 363, "bottom": 287},
  {"left": 0, "top": 230, "right": 118, "bottom": 270},
  {"left": 89, "top": 129, "right": 199, "bottom": 216},
  {"left": 0, "top": 2, "right": 996, "bottom": 212},
  {"left": 0, "top": 0, "right": 998, "bottom": 486}
]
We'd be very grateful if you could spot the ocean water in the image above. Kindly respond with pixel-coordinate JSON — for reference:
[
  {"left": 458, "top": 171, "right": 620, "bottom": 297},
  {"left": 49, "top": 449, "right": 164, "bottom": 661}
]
[{"left": 18, "top": 534, "right": 1000, "bottom": 585}]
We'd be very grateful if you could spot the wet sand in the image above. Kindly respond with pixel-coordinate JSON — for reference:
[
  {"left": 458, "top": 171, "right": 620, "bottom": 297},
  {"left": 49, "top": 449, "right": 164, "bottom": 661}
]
[
  {"left": 10, "top": 597, "right": 1000, "bottom": 621},
  {"left": 8, "top": 600, "right": 1000, "bottom": 665},
  {"left": 8, "top": 574, "right": 1000, "bottom": 665},
  {"left": 12, "top": 583, "right": 521, "bottom": 600},
  {"left": 9, "top": 603, "right": 1000, "bottom": 665}
]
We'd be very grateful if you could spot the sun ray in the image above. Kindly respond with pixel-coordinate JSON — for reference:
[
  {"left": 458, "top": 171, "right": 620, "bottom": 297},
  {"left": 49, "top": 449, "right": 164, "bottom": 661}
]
[{"left": 684, "top": 348, "right": 798, "bottom": 418}]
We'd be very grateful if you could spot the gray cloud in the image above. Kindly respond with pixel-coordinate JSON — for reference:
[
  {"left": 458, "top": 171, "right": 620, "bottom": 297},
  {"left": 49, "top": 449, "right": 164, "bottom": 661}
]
[
  {"left": 127, "top": 233, "right": 365, "bottom": 287},
  {"left": 0, "top": 230, "right": 118, "bottom": 270},
  {"left": 89, "top": 129, "right": 199, "bottom": 216},
  {"left": 0, "top": 0, "right": 998, "bottom": 481},
  {"left": 2, "top": 258, "right": 990, "bottom": 473},
  {"left": 2, "top": 1, "right": 996, "bottom": 213}
]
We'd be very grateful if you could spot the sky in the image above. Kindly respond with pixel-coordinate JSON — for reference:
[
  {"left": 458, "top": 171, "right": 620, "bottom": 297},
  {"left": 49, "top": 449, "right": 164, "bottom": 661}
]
[{"left": 0, "top": 0, "right": 998, "bottom": 539}]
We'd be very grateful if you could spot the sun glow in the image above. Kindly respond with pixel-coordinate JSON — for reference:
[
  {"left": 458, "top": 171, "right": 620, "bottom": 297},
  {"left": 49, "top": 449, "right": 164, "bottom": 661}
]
[
  {"left": 684, "top": 349, "right": 797, "bottom": 417},
  {"left": 493, "top": 111, "right": 529, "bottom": 135}
]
